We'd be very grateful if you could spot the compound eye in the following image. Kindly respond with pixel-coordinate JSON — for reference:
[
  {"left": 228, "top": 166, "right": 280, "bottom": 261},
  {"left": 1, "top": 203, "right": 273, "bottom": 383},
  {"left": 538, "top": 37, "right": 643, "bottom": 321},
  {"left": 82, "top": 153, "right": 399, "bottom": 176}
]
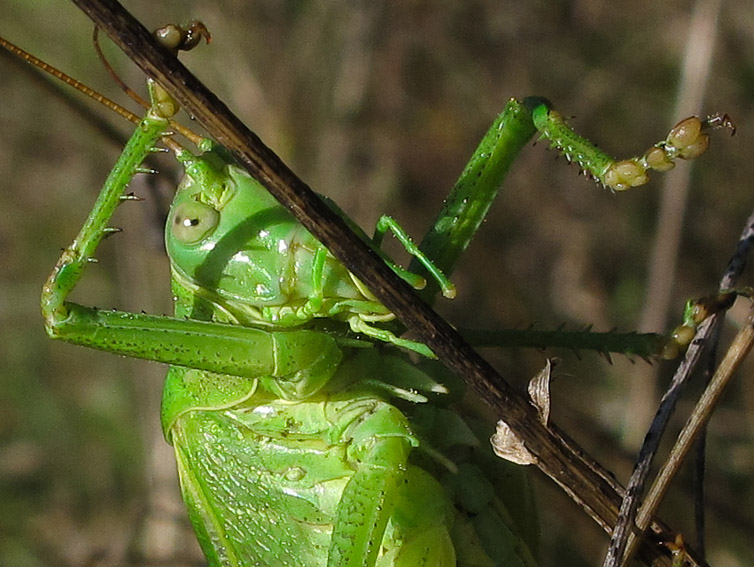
[{"left": 171, "top": 201, "right": 220, "bottom": 244}]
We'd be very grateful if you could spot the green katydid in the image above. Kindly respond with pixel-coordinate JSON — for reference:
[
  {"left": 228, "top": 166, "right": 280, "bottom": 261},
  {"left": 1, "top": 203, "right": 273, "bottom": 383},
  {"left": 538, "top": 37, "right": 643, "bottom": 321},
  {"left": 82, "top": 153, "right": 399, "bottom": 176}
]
[{"left": 0, "top": 18, "right": 733, "bottom": 567}]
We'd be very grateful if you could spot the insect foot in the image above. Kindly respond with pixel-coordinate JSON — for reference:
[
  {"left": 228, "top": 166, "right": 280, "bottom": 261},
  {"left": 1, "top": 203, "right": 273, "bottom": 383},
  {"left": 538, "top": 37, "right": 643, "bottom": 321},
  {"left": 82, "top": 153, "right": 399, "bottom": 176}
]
[
  {"left": 154, "top": 21, "right": 212, "bottom": 54},
  {"left": 145, "top": 23, "right": 212, "bottom": 121},
  {"left": 528, "top": 100, "right": 734, "bottom": 192},
  {"left": 661, "top": 290, "right": 738, "bottom": 359},
  {"left": 604, "top": 113, "right": 735, "bottom": 191}
]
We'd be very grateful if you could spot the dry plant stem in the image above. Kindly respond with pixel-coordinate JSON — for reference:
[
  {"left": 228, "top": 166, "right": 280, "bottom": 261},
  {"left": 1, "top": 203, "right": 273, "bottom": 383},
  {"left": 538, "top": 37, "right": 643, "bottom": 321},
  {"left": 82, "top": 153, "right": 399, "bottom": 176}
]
[
  {"left": 607, "top": 208, "right": 754, "bottom": 567},
  {"left": 632, "top": 0, "right": 724, "bottom": 551},
  {"left": 622, "top": 307, "right": 754, "bottom": 564},
  {"left": 607, "top": 318, "right": 719, "bottom": 567},
  {"left": 71, "top": 1, "right": 707, "bottom": 565},
  {"left": 694, "top": 337, "right": 719, "bottom": 558},
  {"left": 607, "top": 0, "right": 724, "bottom": 563}
]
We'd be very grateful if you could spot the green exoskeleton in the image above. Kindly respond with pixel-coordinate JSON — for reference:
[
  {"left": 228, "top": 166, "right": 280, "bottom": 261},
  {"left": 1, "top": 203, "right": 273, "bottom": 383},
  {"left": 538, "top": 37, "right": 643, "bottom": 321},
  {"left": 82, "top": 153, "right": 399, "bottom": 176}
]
[{"left": 2, "top": 21, "right": 731, "bottom": 567}]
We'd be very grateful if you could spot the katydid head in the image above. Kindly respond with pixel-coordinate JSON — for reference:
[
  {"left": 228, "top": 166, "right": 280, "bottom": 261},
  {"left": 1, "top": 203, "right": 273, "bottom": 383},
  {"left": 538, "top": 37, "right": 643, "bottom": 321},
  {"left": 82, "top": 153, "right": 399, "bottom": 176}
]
[{"left": 165, "top": 143, "right": 322, "bottom": 319}]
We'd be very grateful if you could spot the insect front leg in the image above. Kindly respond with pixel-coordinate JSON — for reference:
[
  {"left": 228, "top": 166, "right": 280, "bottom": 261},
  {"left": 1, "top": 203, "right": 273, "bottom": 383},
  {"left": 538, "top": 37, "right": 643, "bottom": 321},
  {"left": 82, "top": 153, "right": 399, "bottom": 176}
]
[
  {"left": 41, "top": 83, "right": 172, "bottom": 332},
  {"left": 372, "top": 215, "right": 457, "bottom": 299},
  {"left": 405, "top": 98, "right": 732, "bottom": 358},
  {"left": 40, "top": 84, "right": 346, "bottom": 394}
]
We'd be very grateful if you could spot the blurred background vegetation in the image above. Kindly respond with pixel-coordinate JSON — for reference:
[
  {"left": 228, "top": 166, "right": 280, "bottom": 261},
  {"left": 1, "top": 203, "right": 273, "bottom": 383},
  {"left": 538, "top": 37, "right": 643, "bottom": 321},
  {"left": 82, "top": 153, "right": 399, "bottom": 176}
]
[{"left": 1, "top": 0, "right": 753, "bottom": 565}]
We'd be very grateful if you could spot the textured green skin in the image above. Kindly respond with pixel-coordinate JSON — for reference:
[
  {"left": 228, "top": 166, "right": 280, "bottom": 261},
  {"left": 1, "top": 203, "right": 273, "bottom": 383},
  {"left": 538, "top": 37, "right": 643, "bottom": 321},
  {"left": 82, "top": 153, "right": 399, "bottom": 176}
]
[
  {"left": 162, "top": 148, "right": 539, "bottom": 566},
  {"left": 164, "top": 355, "right": 538, "bottom": 567}
]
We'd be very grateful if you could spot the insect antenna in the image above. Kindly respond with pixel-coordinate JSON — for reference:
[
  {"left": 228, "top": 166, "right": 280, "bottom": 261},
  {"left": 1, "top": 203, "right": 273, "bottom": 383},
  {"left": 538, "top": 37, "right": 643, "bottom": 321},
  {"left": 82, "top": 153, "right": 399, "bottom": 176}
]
[
  {"left": 0, "top": 33, "right": 203, "bottom": 149},
  {"left": 93, "top": 26, "right": 150, "bottom": 112},
  {"left": 0, "top": 32, "right": 183, "bottom": 243},
  {"left": 0, "top": 34, "right": 141, "bottom": 126}
]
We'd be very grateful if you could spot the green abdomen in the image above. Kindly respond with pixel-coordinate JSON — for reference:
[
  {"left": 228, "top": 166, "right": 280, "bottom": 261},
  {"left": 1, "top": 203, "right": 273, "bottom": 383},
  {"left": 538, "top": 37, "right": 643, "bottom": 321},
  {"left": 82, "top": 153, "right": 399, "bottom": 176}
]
[
  {"left": 169, "top": 390, "right": 538, "bottom": 567},
  {"left": 171, "top": 408, "right": 351, "bottom": 567}
]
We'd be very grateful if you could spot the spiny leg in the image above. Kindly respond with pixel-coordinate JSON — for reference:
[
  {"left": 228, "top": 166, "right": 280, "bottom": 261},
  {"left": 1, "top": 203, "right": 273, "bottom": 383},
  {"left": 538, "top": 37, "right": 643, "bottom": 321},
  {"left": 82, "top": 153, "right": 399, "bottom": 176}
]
[
  {"left": 415, "top": 98, "right": 733, "bottom": 297},
  {"left": 407, "top": 97, "right": 732, "bottom": 357},
  {"left": 41, "top": 21, "right": 212, "bottom": 326},
  {"left": 531, "top": 105, "right": 735, "bottom": 191},
  {"left": 40, "top": 75, "right": 347, "bottom": 392},
  {"left": 42, "top": 80, "right": 173, "bottom": 326},
  {"left": 411, "top": 98, "right": 540, "bottom": 298}
]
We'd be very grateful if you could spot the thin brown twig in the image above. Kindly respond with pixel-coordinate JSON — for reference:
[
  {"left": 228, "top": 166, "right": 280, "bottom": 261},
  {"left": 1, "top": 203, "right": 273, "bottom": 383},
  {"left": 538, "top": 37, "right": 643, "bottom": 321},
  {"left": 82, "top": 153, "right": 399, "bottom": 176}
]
[
  {"left": 608, "top": 205, "right": 754, "bottom": 567},
  {"left": 630, "top": 306, "right": 754, "bottom": 560}
]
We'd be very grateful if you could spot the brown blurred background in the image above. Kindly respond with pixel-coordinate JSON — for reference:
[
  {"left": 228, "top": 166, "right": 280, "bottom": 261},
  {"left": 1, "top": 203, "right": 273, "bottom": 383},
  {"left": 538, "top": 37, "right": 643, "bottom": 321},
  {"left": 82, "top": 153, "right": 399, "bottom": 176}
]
[{"left": 1, "top": 1, "right": 753, "bottom": 565}]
